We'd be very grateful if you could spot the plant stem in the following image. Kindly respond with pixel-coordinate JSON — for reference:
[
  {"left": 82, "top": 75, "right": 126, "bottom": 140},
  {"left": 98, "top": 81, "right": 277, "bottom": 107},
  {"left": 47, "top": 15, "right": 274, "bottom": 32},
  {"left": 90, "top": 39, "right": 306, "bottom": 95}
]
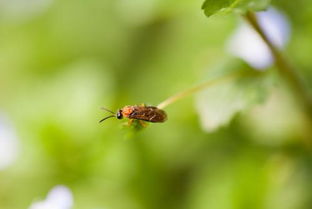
[
  {"left": 244, "top": 11, "right": 312, "bottom": 119},
  {"left": 157, "top": 73, "right": 240, "bottom": 109}
]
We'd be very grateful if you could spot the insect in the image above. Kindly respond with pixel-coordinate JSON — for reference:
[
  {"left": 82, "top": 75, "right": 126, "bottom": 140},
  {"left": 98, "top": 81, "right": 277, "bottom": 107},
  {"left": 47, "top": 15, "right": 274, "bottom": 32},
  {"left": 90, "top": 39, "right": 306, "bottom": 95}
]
[{"left": 99, "top": 104, "right": 167, "bottom": 123}]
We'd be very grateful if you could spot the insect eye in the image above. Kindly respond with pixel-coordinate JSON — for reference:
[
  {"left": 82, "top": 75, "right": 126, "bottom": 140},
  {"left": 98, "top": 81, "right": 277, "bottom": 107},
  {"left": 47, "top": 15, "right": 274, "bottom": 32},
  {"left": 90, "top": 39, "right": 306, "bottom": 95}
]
[{"left": 117, "top": 111, "right": 123, "bottom": 119}]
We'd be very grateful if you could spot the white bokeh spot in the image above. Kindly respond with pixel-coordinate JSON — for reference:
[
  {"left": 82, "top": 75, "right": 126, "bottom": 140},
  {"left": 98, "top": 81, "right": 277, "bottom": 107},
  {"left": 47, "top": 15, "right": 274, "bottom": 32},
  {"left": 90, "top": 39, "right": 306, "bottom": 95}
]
[
  {"left": 227, "top": 8, "right": 291, "bottom": 70},
  {"left": 29, "top": 185, "right": 73, "bottom": 209},
  {"left": 0, "top": 114, "right": 19, "bottom": 170}
]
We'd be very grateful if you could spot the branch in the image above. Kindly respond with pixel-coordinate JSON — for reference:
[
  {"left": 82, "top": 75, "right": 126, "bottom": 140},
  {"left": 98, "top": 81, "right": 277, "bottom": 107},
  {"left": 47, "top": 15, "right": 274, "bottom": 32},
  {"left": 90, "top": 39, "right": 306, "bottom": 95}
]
[
  {"left": 157, "top": 73, "right": 240, "bottom": 109},
  {"left": 243, "top": 11, "right": 312, "bottom": 118}
]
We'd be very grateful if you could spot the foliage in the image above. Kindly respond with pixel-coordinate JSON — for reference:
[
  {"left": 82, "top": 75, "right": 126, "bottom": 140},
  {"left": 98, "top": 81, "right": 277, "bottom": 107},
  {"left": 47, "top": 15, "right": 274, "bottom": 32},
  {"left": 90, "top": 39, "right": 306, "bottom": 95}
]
[{"left": 196, "top": 59, "right": 274, "bottom": 131}]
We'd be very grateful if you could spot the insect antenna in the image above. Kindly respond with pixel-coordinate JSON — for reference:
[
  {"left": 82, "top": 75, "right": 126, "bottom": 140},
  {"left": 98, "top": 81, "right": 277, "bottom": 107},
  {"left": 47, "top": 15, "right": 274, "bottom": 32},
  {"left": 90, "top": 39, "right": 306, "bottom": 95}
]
[
  {"left": 101, "top": 107, "right": 115, "bottom": 114},
  {"left": 99, "top": 115, "right": 115, "bottom": 123}
]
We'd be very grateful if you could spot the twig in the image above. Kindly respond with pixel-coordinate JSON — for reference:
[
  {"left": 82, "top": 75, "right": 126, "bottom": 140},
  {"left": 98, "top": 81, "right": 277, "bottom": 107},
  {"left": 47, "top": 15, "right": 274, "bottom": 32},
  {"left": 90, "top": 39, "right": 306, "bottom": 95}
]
[
  {"left": 244, "top": 11, "right": 312, "bottom": 118},
  {"left": 157, "top": 73, "right": 240, "bottom": 109}
]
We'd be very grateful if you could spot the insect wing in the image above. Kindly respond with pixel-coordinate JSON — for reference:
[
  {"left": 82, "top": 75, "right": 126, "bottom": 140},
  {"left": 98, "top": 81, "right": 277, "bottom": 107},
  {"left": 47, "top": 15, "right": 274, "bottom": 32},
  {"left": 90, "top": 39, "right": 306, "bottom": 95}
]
[{"left": 129, "top": 106, "right": 167, "bottom": 122}]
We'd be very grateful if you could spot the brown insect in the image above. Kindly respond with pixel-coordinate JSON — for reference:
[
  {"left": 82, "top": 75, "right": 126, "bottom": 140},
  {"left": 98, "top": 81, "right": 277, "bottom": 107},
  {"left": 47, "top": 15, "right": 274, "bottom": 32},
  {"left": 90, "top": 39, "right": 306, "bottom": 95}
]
[{"left": 99, "top": 104, "right": 167, "bottom": 123}]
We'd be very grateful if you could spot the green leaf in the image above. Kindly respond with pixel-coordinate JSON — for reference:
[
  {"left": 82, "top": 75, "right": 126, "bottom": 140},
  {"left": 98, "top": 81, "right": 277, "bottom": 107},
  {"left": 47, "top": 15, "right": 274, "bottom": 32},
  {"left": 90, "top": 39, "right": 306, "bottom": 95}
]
[
  {"left": 195, "top": 58, "right": 274, "bottom": 132},
  {"left": 202, "top": 0, "right": 271, "bottom": 17},
  {"left": 201, "top": 0, "right": 233, "bottom": 17}
]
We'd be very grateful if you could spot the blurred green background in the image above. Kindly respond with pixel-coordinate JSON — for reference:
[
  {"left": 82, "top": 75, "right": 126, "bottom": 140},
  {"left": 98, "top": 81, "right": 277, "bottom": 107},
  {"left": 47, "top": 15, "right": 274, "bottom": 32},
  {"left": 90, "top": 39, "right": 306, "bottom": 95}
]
[{"left": 1, "top": 0, "right": 312, "bottom": 209}]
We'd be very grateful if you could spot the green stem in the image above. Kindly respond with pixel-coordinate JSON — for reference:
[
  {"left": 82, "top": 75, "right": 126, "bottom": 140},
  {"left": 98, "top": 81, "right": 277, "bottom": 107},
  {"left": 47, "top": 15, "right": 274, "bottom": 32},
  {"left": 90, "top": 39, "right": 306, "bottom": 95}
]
[
  {"left": 244, "top": 11, "right": 312, "bottom": 119},
  {"left": 157, "top": 73, "right": 240, "bottom": 109}
]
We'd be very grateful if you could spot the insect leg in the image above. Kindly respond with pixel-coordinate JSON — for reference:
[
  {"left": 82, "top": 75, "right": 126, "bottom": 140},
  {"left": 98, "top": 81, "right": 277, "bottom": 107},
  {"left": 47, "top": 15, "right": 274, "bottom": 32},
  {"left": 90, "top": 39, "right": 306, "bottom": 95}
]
[
  {"left": 139, "top": 120, "right": 148, "bottom": 127},
  {"left": 128, "top": 119, "right": 134, "bottom": 126}
]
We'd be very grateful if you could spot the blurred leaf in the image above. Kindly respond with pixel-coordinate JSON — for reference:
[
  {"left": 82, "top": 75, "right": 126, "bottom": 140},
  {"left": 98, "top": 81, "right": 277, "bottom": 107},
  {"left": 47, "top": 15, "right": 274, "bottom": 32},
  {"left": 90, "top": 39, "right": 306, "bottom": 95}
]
[
  {"left": 195, "top": 58, "right": 274, "bottom": 132},
  {"left": 202, "top": 0, "right": 271, "bottom": 17}
]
